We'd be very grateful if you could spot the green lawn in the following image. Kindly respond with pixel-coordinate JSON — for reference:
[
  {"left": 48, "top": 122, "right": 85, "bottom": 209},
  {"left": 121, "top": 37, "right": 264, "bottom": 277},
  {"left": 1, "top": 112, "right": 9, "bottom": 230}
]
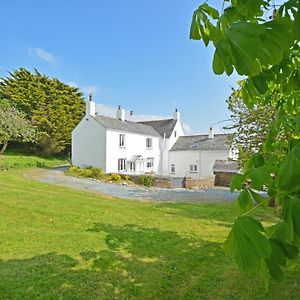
[
  {"left": 0, "top": 150, "right": 69, "bottom": 170},
  {"left": 0, "top": 160, "right": 299, "bottom": 299}
]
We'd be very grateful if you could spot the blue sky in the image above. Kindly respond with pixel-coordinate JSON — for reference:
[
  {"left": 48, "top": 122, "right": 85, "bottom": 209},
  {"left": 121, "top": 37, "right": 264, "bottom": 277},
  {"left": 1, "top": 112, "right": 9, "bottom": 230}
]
[{"left": 1, "top": 0, "right": 240, "bottom": 134}]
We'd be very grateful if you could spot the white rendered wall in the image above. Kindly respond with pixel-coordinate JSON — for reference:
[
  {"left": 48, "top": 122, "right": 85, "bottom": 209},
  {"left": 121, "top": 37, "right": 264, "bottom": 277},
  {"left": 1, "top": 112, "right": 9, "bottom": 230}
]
[
  {"left": 161, "top": 120, "right": 185, "bottom": 175},
  {"left": 105, "top": 129, "right": 161, "bottom": 174},
  {"left": 169, "top": 149, "right": 230, "bottom": 179},
  {"left": 72, "top": 117, "right": 106, "bottom": 170}
]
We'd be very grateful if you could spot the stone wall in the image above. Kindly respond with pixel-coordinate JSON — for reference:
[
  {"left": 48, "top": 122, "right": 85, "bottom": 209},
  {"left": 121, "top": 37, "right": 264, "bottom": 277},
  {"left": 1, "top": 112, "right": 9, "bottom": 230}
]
[
  {"left": 153, "top": 176, "right": 172, "bottom": 188},
  {"left": 214, "top": 172, "right": 235, "bottom": 187},
  {"left": 185, "top": 176, "right": 215, "bottom": 189},
  {"left": 124, "top": 174, "right": 172, "bottom": 188}
]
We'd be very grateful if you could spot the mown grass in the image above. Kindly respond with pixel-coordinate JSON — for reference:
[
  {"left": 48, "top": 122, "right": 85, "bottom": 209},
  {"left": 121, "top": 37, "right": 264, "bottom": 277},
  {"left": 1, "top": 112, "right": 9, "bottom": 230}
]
[
  {"left": 0, "top": 162, "right": 299, "bottom": 298},
  {"left": 0, "top": 150, "right": 69, "bottom": 170}
]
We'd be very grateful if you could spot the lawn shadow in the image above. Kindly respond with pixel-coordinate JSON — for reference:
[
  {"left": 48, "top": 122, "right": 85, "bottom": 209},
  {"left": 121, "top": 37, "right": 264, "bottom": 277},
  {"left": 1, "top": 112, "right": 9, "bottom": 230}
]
[
  {"left": 0, "top": 223, "right": 297, "bottom": 299},
  {"left": 155, "top": 202, "right": 237, "bottom": 224}
]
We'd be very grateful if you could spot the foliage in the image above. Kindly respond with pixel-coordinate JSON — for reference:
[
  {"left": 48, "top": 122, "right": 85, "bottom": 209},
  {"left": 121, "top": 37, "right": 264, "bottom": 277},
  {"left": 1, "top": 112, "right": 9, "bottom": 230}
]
[
  {"left": 3, "top": 169, "right": 300, "bottom": 298},
  {"left": 110, "top": 173, "right": 121, "bottom": 181},
  {"left": 0, "top": 100, "right": 35, "bottom": 154},
  {"left": 225, "top": 90, "right": 277, "bottom": 164},
  {"left": 0, "top": 150, "right": 68, "bottom": 170},
  {"left": 0, "top": 68, "right": 85, "bottom": 155},
  {"left": 190, "top": 0, "right": 300, "bottom": 282},
  {"left": 138, "top": 175, "right": 154, "bottom": 187},
  {"left": 66, "top": 166, "right": 106, "bottom": 180}
]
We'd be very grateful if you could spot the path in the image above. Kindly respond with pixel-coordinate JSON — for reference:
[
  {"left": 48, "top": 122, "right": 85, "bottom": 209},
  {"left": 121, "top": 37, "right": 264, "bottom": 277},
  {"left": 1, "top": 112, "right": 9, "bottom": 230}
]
[{"left": 27, "top": 167, "right": 239, "bottom": 202}]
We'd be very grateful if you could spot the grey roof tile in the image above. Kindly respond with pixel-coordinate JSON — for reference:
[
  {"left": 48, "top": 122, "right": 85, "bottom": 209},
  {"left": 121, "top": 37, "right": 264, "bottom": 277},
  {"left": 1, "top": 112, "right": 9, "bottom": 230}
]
[
  {"left": 93, "top": 115, "right": 161, "bottom": 137},
  {"left": 213, "top": 160, "right": 239, "bottom": 173},
  {"left": 170, "top": 134, "right": 232, "bottom": 151},
  {"left": 138, "top": 119, "right": 177, "bottom": 138}
]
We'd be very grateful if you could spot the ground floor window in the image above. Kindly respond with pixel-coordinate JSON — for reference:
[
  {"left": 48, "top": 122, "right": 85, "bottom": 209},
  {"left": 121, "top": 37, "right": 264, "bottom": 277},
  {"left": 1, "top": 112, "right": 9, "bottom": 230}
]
[
  {"left": 170, "top": 164, "right": 175, "bottom": 174},
  {"left": 146, "top": 157, "right": 154, "bottom": 168},
  {"left": 118, "top": 158, "right": 127, "bottom": 171},
  {"left": 129, "top": 162, "right": 135, "bottom": 171},
  {"left": 189, "top": 164, "right": 198, "bottom": 173}
]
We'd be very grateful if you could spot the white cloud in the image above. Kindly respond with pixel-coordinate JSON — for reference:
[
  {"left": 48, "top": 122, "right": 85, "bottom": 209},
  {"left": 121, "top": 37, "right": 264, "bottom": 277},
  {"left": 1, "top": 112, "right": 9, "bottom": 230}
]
[
  {"left": 82, "top": 85, "right": 98, "bottom": 95},
  {"left": 28, "top": 47, "right": 57, "bottom": 64}
]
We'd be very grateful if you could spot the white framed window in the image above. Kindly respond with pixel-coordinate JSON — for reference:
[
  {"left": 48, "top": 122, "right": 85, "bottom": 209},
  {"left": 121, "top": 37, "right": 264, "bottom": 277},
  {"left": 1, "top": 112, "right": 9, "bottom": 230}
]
[
  {"left": 189, "top": 164, "right": 198, "bottom": 173},
  {"left": 174, "top": 131, "right": 177, "bottom": 137},
  {"left": 118, "top": 158, "right": 127, "bottom": 171},
  {"left": 119, "top": 134, "right": 126, "bottom": 147},
  {"left": 146, "top": 138, "right": 153, "bottom": 149},
  {"left": 170, "top": 164, "right": 175, "bottom": 174},
  {"left": 146, "top": 157, "right": 154, "bottom": 168},
  {"left": 129, "top": 162, "right": 135, "bottom": 171}
]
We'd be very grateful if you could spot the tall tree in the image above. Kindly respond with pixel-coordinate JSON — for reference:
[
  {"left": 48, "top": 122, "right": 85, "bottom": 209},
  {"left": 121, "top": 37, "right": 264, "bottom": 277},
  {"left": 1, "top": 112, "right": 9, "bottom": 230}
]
[
  {"left": 0, "top": 68, "right": 85, "bottom": 155},
  {"left": 190, "top": 0, "right": 300, "bottom": 282},
  {"left": 225, "top": 89, "right": 277, "bottom": 165},
  {"left": 0, "top": 100, "right": 35, "bottom": 154}
]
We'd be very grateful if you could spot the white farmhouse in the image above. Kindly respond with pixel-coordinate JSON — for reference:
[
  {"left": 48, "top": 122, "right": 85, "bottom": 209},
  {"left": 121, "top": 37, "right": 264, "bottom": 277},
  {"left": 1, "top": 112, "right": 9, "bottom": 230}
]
[
  {"left": 72, "top": 96, "right": 236, "bottom": 182},
  {"left": 72, "top": 96, "right": 184, "bottom": 175}
]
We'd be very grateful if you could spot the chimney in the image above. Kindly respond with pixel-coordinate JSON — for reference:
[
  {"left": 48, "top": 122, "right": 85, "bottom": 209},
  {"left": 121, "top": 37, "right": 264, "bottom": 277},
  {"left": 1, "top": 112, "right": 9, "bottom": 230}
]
[
  {"left": 208, "top": 127, "right": 214, "bottom": 139},
  {"left": 173, "top": 108, "right": 180, "bottom": 121},
  {"left": 116, "top": 105, "right": 125, "bottom": 121},
  {"left": 86, "top": 93, "right": 95, "bottom": 116}
]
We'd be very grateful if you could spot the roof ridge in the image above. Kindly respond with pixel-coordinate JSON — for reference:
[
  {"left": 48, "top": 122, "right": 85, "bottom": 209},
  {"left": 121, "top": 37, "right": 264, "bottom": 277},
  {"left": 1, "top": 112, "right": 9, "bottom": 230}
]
[{"left": 137, "top": 118, "right": 174, "bottom": 123}]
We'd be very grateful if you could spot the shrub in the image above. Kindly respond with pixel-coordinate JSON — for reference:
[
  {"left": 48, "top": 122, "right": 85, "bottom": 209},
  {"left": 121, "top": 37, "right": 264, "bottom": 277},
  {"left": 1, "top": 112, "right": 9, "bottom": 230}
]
[
  {"left": 110, "top": 173, "right": 121, "bottom": 181},
  {"left": 65, "top": 166, "right": 105, "bottom": 180},
  {"left": 138, "top": 175, "right": 154, "bottom": 187}
]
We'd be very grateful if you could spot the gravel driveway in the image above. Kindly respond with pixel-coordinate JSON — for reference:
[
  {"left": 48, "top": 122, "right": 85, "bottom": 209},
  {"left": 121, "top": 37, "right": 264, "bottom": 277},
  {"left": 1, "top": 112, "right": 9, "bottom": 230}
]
[{"left": 29, "top": 167, "right": 239, "bottom": 203}]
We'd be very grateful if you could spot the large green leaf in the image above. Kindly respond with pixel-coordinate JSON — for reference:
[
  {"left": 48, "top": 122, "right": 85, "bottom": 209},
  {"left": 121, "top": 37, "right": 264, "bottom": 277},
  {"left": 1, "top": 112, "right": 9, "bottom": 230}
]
[
  {"left": 230, "top": 173, "right": 245, "bottom": 192},
  {"left": 277, "top": 143, "right": 300, "bottom": 193},
  {"left": 224, "top": 216, "right": 271, "bottom": 274},
  {"left": 237, "top": 189, "right": 254, "bottom": 212}
]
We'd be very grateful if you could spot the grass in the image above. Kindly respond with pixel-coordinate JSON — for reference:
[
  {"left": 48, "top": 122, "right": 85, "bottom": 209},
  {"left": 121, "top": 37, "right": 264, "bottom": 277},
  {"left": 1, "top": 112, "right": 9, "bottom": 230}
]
[
  {"left": 0, "top": 150, "right": 69, "bottom": 170},
  {"left": 0, "top": 156, "right": 299, "bottom": 298}
]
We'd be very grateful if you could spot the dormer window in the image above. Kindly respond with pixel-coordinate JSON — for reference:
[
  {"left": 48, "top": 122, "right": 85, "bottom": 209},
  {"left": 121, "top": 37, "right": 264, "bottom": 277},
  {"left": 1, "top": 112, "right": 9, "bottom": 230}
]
[
  {"left": 146, "top": 138, "right": 152, "bottom": 149},
  {"left": 119, "top": 134, "right": 126, "bottom": 147}
]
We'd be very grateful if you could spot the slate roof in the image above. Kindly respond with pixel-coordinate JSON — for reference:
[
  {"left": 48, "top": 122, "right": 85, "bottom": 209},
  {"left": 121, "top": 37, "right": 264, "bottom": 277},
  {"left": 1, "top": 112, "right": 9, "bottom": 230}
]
[
  {"left": 170, "top": 134, "right": 231, "bottom": 151},
  {"left": 138, "top": 119, "right": 177, "bottom": 138},
  {"left": 213, "top": 160, "right": 239, "bottom": 173},
  {"left": 93, "top": 115, "right": 161, "bottom": 137}
]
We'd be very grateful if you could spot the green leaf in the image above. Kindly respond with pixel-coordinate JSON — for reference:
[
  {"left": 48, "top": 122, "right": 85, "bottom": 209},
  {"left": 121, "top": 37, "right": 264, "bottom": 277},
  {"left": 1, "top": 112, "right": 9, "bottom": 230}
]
[
  {"left": 291, "top": 197, "right": 300, "bottom": 236},
  {"left": 212, "top": 50, "right": 225, "bottom": 75},
  {"left": 249, "top": 189, "right": 268, "bottom": 207},
  {"left": 200, "top": 3, "right": 219, "bottom": 19},
  {"left": 265, "top": 239, "right": 286, "bottom": 281},
  {"left": 237, "top": 188, "right": 254, "bottom": 212},
  {"left": 277, "top": 143, "right": 300, "bottom": 193},
  {"left": 190, "top": 13, "right": 201, "bottom": 40},
  {"left": 224, "top": 216, "right": 271, "bottom": 275},
  {"left": 230, "top": 173, "right": 245, "bottom": 192},
  {"left": 252, "top": 153, "right": 265, "bottom": 168},
  {"left": 251, "top": 76, "right": 268, "bottom": 94},
  {"left": 246, "top": 167, "right": 272, "bottom": 190}
]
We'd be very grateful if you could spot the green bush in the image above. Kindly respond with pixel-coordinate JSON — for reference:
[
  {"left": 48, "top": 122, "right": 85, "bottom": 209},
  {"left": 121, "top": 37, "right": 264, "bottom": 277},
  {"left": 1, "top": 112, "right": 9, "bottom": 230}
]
[
  {"left": 110, "top": 173, "right": 121, "bottom": 181},
  {"left": 66, "top": 166, "right": 105, "bottom": 180},
  {"left": 138, "top": 175, "right": 154, "bottom": 187}
]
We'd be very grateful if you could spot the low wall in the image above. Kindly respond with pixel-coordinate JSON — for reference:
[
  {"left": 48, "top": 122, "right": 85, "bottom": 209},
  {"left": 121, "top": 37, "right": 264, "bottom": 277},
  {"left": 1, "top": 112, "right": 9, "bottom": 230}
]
[
  {"left": 123, "top": 174, "right": 172, "bottom": 188},
  {"left": 185, "top": 176, "right": 215, "bottom": 189},
  {"left": 214, "top": 172, "right": 235, "bottom": 187}
]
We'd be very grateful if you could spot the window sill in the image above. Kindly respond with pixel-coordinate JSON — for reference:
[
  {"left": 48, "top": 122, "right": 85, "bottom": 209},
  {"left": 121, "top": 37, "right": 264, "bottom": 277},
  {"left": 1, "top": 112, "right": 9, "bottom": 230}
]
[
  {"left": 119, "top": 146, "right": 126, "bottom": 149},
  {"left": 189, "top": 171, "right": 198, "bottom": 173}
]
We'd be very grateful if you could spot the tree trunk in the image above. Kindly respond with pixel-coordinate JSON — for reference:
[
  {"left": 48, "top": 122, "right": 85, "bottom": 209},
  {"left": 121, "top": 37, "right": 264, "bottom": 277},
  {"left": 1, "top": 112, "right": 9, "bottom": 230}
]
[{"left": 0, "top": 142, "right": 8, "bottom": 155}]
